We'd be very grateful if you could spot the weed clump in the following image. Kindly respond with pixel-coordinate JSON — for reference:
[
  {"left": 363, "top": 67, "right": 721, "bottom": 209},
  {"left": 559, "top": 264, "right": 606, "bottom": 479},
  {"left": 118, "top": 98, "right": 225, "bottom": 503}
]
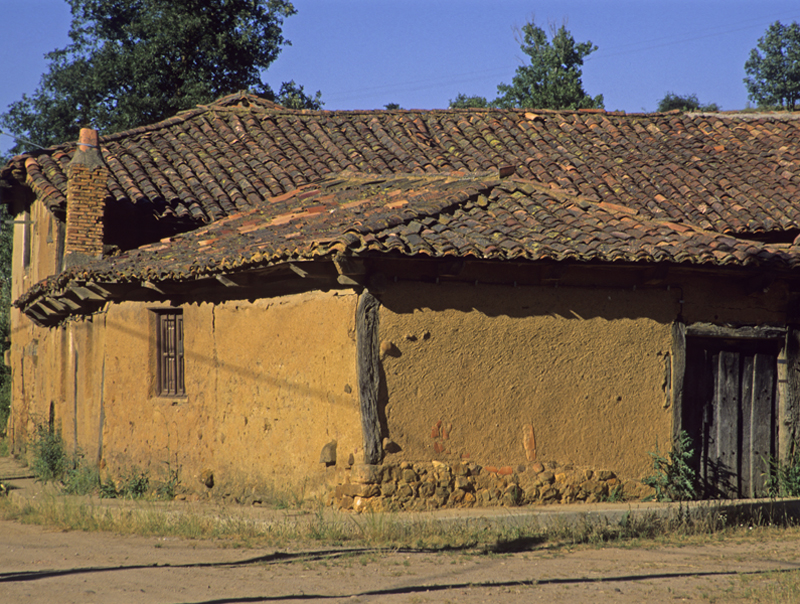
[
  {"left": 99, "top": 468, "right": 150, "bottom": 499},
  {"left": 31, "top": 423, "right": 68, "bottom": 482},
  {"left": 29, "top": 422, "right": 99, "bottom": 494},
  {"left": 28, "top": 420, "right": 179, "bottom": 499},
  {"left": 643, "top": 430, "right": 697, "bottom": 502},
  {"left": 766, "top": 448, "right": 800, "bottom": 498}
]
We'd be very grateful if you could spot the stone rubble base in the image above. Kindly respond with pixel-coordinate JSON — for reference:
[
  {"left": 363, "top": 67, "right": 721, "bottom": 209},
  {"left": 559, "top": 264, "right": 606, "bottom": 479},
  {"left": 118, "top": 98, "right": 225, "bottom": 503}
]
[{"left": 331, "top": 460, "right": 656, "bottom": 513}]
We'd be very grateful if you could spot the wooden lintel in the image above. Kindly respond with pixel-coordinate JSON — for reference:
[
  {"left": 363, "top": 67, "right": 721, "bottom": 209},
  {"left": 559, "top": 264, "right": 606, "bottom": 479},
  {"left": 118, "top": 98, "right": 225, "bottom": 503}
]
[
  {"left": 215, "top": 274, "right": 240, "bottom": 287},
  {"left": 686, "top": 322, "right": 787, "bottom": 341},
  {"left": 288, "top": 263, "right": 309, "bottom": 278},
  {"left": 142, "top": 281, "right": 166, "bottom": 295},
  {"left": 68, "top": 285, "right": 106, "bottom": 301}
]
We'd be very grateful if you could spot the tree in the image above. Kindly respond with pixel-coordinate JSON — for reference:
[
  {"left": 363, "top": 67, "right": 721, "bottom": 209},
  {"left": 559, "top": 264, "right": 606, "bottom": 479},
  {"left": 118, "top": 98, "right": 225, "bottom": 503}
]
[
  {"left": 0, "top": 0, "right": 322, "bottom": 154},
  {"left": 448, "top": 94, "right": 491, "bottom": 109},
  {"left": 0, "top": 204, "right": 11, "bottom": 435},
  {"left": 744, "top": 21, "right": 800, "bottom": 111},
  {"left": 656, "top": 92, "right": 720, "bottom": 113},
  {"left": 274, "top": 81, "right": 323, "bottom": 110},
  {"left": 494, "top": 20, "right": 603, "bottom": 110},
  {"left": 383, "top": 103, "right": 401, "bottom": 110}
]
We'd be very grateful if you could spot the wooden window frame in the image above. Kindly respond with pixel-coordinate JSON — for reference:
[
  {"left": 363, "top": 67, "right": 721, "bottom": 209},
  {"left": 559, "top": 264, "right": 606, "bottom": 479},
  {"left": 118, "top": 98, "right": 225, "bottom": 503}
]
[{"left": 154, "top": 309, "right": 185, "bottom": 397}]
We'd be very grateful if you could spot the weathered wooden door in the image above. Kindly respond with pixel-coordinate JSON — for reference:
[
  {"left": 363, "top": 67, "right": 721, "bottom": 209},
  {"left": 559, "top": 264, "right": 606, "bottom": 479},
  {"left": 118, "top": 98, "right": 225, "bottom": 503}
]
[{"left": 682, "top": 337, "right": 779, "bottom": 498}]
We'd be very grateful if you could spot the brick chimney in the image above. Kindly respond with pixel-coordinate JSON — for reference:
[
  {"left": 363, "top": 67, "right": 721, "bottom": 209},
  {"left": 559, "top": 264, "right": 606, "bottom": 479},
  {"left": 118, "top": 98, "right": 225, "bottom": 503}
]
[{"left": 64, "top": 128, "right": 109, "bottom": 268}]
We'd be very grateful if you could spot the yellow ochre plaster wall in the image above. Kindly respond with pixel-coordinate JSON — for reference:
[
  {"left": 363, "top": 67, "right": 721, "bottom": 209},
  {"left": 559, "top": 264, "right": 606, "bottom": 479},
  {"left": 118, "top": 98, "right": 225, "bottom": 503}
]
[
  {"left": 376, "top": 277, "right": 788, "bottom": 481},
  {"left": 7, "top": 262, "right": 794, "bottom": 494},
  {"left": 10, "top": 290, "right": 362, "bottom": 495}
]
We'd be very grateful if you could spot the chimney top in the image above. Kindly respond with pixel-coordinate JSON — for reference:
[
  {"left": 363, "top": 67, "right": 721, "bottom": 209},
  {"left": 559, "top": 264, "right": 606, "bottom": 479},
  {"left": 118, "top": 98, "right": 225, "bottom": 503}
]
[
  {"left": 69, "top": 128, "right": 103, "bottom": 170},
  {"left": 77, "top": 128, "right": 99, "bottom": 152}
]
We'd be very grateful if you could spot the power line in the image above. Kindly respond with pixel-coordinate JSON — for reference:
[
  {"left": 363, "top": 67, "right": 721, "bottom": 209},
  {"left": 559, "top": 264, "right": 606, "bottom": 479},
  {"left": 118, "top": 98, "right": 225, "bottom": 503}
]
[{"left": 0, "top": 129, "right": 45, "bottom": 150}]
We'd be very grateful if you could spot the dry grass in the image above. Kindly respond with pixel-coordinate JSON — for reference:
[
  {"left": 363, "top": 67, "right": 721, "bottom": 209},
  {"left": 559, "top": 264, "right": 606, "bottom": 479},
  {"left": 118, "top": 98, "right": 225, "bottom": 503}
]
[{"left": 2, "top": 492, "right": 799, "bottom": 554}]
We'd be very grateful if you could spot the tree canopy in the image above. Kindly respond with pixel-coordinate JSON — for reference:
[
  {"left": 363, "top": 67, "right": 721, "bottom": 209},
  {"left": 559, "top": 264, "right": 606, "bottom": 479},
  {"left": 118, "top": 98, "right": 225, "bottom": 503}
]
[
  {"left": 656, "top": 92, "right": 720, "bottom": 113},
  {"left": 1, "top": 0, "right": 322, "bottom": 154},
  {"left": 494, "top": 20, "right": 603, "bottom": 110},
  {"left": 451, "top": 20, "right": 602, "bottom": 111},
  {"left": 448, "top": 94, "right": 490, "bottom": 109},
  {"left": 744, "top": 20, "right": 800, "bottom": 111}
]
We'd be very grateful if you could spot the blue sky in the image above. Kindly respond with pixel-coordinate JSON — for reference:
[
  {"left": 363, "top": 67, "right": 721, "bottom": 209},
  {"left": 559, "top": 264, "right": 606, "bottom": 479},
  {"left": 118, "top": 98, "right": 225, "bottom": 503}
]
[{"left": 2, "top": 0, "right": 800, "bottom": 155}]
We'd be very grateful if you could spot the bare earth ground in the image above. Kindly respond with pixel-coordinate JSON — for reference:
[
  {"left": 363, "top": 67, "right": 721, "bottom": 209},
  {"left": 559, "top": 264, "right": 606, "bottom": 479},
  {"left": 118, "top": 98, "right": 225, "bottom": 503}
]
[
  {"left": 3, "top": 456, "right": 800, "bottom": 603},
  {"left": 4, "top": 520, "right": 800, "bottom": 604}
]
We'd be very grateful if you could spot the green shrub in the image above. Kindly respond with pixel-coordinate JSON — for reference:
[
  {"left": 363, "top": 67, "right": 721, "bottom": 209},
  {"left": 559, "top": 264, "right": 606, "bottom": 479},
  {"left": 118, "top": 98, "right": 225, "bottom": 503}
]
[
  {"left": 644, "top": 430, "right": 697, "bottom": 502},
  {"left": 31, "top": 423, "right": 68, "bottom": 482}
]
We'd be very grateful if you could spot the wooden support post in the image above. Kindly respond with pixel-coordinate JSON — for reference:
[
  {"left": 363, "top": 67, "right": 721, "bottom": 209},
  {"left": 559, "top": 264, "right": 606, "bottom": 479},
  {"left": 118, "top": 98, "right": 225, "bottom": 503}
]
[
  {"left": 356, "top": 291, "right": 382, "bottom": 464},
  {"left": 671, "top": 322, "right": 686, "bottom": 439}
]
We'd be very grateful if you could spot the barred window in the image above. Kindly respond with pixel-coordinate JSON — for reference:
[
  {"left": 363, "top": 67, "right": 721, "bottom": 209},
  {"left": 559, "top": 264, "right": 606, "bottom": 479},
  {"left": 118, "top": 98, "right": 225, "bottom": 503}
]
[{"left": 156, "top": 310, "right": 185, "bottom": 396}]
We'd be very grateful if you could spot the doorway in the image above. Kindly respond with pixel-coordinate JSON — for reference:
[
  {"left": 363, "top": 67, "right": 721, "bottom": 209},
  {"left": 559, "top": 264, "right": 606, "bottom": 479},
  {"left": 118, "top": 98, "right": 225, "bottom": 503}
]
[{"left": 682, "top": 335, "right": 781, "bottom": 498}]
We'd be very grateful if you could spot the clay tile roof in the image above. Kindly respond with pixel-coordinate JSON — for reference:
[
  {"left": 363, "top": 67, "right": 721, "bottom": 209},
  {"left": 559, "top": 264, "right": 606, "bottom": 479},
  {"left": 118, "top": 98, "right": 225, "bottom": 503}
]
[
  {"left": 19, "top": 173, "right": 800, "bottom": 307},
  {"left": 10, "top": 94, "right": 800, "bottom": 314},
  {"left": 5, "top": 93, "right": 800, "bottom": 241}
]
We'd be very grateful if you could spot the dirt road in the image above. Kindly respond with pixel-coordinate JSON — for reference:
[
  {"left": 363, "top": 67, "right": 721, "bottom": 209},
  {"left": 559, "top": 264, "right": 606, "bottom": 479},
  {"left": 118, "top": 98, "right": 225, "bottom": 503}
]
[{"left": 3, "top": 518, "right": 800, "bottom": 603}]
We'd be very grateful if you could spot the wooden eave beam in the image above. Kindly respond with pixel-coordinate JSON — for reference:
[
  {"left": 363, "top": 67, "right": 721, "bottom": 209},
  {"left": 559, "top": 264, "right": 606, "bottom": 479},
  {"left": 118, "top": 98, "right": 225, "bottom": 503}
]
[
  {"left": 215, "top": 274, "right": 241, "bottom": 287},
  {"left": 288, "top": 263, "right": 309, "bottom": 278},
  {"left": 68, "top": 285, "right": 106, "bottom": 301},
  {"left": 141, "top": 280, "right": 166, "bottom": 295},
  {"left": 42, "top": 296, "right": 67, "bottom": 312},
  {"left": 333, "top": 253, "right": 366, "bottom": 277},
  {"left": 333, "top": 254, "right": 367, "bottom": 287},
  {"left": 56, "top": 296, "right": 83, "bottom": 311},
  {"left": 35, "top": 301, "right": 63, "bottom": 317},
  {"left": 24, "top": 306, "right": 48, "bottom": 323},
  {"left": 85, "top": 282, "right": 114, "bottom": 298}
]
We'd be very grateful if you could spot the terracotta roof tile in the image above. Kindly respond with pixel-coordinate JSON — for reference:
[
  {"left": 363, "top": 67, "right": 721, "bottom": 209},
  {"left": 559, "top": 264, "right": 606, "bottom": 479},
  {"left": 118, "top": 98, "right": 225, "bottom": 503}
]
[
  {"left": 18, "top": 172, "right": 800, "bottom": 308},
  {"left": 6, "top": 92, "right": 800, "bottom": 240}
]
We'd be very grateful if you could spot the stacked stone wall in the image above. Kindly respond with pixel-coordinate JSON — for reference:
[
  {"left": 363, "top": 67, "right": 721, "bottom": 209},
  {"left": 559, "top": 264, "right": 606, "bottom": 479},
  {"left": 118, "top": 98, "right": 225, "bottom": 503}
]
[{"left": 333, "top": 461, "right": 654, "bottom": 512}]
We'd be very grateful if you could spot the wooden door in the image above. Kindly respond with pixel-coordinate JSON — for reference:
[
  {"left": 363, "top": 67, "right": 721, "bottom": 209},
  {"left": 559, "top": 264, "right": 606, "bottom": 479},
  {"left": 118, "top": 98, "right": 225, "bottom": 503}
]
[{"left": 683, "top": 337, "right": 778, "bottom": 498}]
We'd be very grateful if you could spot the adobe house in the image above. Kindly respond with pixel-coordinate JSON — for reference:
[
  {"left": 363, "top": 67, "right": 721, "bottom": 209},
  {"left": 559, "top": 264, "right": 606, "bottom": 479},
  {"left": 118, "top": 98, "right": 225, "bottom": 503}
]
[{"left": 2, "top": 93, "right": 800, "bottom": 507}]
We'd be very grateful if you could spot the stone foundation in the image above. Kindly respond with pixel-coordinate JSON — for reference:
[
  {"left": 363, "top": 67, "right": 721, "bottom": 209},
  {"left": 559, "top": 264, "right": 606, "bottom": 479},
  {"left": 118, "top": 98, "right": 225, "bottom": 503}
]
[{"left": 332, "top": 461, "right": 655, "bottom": 512}]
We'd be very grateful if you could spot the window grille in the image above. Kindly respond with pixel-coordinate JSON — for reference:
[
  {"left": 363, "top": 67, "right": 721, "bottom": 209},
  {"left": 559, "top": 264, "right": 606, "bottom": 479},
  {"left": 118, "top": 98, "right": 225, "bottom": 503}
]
[{"left": 156, "top": 310, "right": 184, "bottom": 396}]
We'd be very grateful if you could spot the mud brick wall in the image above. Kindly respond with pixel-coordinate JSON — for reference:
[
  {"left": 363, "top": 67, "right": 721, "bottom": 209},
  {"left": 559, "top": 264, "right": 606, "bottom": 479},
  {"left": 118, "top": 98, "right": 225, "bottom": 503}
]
[{"left": 333, "top": 461, "right": 654, "bottom": 512}]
